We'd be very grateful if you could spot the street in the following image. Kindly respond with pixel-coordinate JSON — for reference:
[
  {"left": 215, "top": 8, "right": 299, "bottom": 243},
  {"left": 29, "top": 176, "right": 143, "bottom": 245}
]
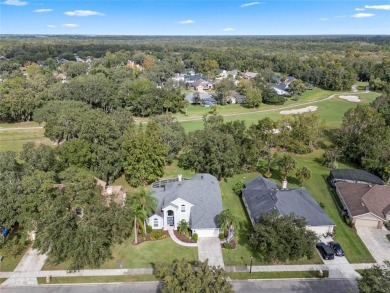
[{"left": 1, "top": 279, "right": 358, "bottom": 293}]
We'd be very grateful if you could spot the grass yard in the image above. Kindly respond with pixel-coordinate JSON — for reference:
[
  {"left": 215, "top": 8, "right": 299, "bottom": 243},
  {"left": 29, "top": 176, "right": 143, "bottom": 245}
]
[
  {"left": 0, "top": 246, "right": 28, "bottom": 272},
  {"left": 42, "top": 237, "right": 198, "bottom": 270},
  {"left": 0, "top": 128, "right": 50, "bottom": 152},
  {"left": 0, "top": 278, "right": 7, "bottom": 284},
  {"left": 37, "top": 275, "right": 156, "bottom": 284},
  {"left": 228, "top": 270, "right": 327, "bottom": 280}
]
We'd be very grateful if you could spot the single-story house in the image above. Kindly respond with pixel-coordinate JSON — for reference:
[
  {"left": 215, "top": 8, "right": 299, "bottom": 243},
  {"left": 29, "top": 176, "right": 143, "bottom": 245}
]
[
  {"left": 184, "top": 74, "right": 204, "bottom": 83},
  {"left": 242, "top": 177, "right": 335, "bottom": 235},
  {"left": 335, "top": 182, "right": 390, "bottom": 229},
  {"left": 148, "top": 174, "right": 223, "bottom": 238},
  {"left": 95, "top": 178, "right": 126, "bottom": 205},
  {"left": 192, "top": 79, "right": 214, "bottom": 91},
  {"left": 271, "top": 83, "right": 290, "bottom": 96},
  {"left": 328, "top": 169, "right": 384, "bottom": 187},
  {"left": 243, "top": 71, "right": 258, "bottom": 79},
  {"left": 226, "top": 91, "right": 247, "bottom": 104}
]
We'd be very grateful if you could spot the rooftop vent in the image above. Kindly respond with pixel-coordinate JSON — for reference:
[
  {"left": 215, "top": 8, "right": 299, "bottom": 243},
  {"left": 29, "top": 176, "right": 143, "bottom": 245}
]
[{"left": 361, "top": 202, "right": 365, "bottom": 206}]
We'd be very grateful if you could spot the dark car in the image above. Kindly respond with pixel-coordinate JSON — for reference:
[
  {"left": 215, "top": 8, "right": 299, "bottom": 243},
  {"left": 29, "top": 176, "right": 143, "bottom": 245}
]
[
  {"left": 316, "top": 242, "right": 335, "bottom": 260},
  {"left": 329, "top": 241, "right": 345, "bottom": 256}
]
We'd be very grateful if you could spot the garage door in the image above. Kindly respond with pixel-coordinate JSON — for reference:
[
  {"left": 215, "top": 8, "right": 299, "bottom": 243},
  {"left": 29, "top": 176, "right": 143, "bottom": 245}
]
[
  {"left": 194, "top": 229, "right": 220, "bottom": 238},
  {"left": 355, "top": 219, "right": 380, "bottom": 228}
]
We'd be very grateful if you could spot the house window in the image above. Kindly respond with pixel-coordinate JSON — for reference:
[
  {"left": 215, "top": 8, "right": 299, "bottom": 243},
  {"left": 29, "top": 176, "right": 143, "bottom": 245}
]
[
  {"left": 181, "top": 205, "right": 186, "bottom": 212},
  {"left": 153, "top": 218, "right": 158, "bottom": 228}
]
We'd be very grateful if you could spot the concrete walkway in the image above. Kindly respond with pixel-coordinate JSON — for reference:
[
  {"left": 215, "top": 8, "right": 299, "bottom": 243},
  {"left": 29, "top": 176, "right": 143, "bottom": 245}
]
[
  {"left": 2, "top": 248, "right": 47, "bottom": 286},
  {"left": 167, "top": 227, "right": 198, "bottom": 247},
  {"left": 197, "top": 237, "right": 225, "bottom": 269}
]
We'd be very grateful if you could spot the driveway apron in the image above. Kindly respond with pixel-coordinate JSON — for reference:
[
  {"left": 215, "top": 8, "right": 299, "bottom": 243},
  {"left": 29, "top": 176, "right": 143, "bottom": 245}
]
[
  {"left": 197, "top": 237, "right": 225, "bottom": 269},
  {"left": 356, "top": 227, "right": 390, "bottom": 264}
]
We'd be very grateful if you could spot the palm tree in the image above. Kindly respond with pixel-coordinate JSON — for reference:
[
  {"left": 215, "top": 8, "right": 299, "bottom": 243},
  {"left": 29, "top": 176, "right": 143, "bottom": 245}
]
[
  {"left": 178, "top": 220, "right": 189, "bottom": 236},
  {"left": 131, "top": 188, "right": 157, "bottom": 235},
  {"left": 132, "top": 203, "right": 148, "bottom": 244},
  {"left": 217, "top": 209, "right": 235, "bottom": 237}
]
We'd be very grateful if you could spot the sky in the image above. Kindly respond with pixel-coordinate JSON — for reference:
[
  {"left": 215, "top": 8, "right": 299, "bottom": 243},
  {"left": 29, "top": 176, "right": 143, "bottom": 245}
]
[{"left": 1, "top": 0, "right": 390, "bottom": 35}]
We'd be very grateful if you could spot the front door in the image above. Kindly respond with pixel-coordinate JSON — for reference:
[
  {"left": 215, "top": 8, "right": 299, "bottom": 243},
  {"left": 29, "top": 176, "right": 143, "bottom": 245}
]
[{"left": 167, "top": 210, "right": 174, "bottom": 226}]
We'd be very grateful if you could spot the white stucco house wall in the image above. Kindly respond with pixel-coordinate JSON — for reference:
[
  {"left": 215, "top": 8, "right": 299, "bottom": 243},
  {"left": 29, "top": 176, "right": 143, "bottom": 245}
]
[{"left": 148, "top": 174, "right": 223, "bottom": 238}]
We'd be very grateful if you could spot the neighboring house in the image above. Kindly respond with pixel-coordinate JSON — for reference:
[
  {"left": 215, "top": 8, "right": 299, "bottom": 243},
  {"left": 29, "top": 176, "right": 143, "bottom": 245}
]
[
  {"left": 192, "top": 79, "right": 214, "bottom": 91},
  {"left": 328, "top": 169, "right": 384, "bottom": 187},
  {"left": 126, "top": 60, "right": 144, "bottom": 71},
  {"left": 271, "top": 83, "right": 290, "bottom": 96},
  {"left": 184, "top": 91, "right": 217, "bottom": 106},
  {"left": 335, "top": 182, "right": 390, "bottom": 229},
  {"left": 185, "top": 74, "right": 204, "bottom": 83},
  {"left": 270, "top": 75, "right": 296, "bottom": 96},
  {"left": 215, "top": 69, "right": 227, "bottom": 78},
  {"left": 226, "top": 91, "right": 247, "bottom": 104},
  {"left": 243, "top": 71, "right": 258, "bottom": 79},
  {"left": 148, "top": 174, "right": 223, "bottom": 238},
  {"left": 242, "top": 176, "right": 335, "bottom": 235},
  {"left": 226, "top": 69, "right": 239, "bottom": 79},
  {"left": 95, "top": 178, "right": 126, "bottom": 205}
]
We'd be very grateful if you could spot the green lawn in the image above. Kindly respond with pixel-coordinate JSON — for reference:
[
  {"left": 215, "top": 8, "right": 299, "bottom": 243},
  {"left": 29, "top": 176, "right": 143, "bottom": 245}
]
[
  {"left": 0, "top": 121, "right": 42, "bottom": 128},
  {"left": 43, "top": 237, "right": 198, "bottom": 270},
  {"left": 37, "top": 275, "right": 156, "bottom": 284},
  {"left": 0, "top": 128, "right": 51, "bottom": 152},
  {"left": 228, "top": 270, "right": 326, "bottom": 280},
  {"left": 0, "top": 278, "right": 7, "bottom": 284},
  {"left": 179, "top": 90, "right": 380, "bottom": 132},
  {"left": 0, "top": 246, "right": 28, "bottom": 272}
]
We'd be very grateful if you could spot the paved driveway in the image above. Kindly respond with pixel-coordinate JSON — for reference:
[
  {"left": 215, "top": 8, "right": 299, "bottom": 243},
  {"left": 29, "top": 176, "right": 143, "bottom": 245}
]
[
  {"left": 197, "top": 237, "right": 225, "bottom": 268},
  {"left": 356, "top": 227, "right": 390, "bottom": 264}
]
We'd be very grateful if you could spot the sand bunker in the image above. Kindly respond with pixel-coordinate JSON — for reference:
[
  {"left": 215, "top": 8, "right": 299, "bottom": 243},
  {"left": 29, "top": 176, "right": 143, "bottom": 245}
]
[
  {"left": 339, "top": 95, "right": 361, "bottom": 102},
  {"left": 280, "top": 106, "right": 318, "bottom": 115}
]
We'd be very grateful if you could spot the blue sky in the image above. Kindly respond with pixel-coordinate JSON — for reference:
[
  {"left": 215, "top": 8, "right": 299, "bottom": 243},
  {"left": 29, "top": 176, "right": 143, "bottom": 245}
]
[{"left": 1, "top": 0, "right": 390, "bottom": 35}]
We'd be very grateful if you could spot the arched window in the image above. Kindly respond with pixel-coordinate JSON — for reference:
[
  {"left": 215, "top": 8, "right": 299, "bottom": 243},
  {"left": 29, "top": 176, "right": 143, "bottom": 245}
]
[
  {"left": 181, "top": 205, "right": 186, "bottom": 212},
  {"left": 153, "top": 218, "right": 158, "bottom": 228}
]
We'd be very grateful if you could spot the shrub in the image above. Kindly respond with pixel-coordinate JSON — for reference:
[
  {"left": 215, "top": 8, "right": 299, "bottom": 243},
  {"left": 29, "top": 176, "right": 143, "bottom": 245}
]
[
  {"left": 149, "top": 230, "right": 167, "bottom": 241},
  {"left": 219, "top": 233, "right": 225, "bottom": 240},
  {"left": 192, "top": 233, "right": 198, "bottom": 242},
  {"left": 146, "top": 225, "right": 153, "bottom": 234},
  {"left": 386, "top": 234, "right": 390, "bottom": 242},
  {"left": 319, "top": 202, "right": 325, "bottom": 208},
  {"left": 232, "top": 181, "right": 244, "bottom": 196},
  {"left": 223, "top": 242, "right": 232, "bottom": 249}
]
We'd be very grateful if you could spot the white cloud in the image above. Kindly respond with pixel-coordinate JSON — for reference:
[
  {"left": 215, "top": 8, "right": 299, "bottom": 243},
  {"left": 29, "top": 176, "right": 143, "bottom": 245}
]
[
  {"left": 241, "top": 2, "right": 260, "bottom": 7},
  {"left": 364, "top": 5, "right": 390, "bottom": 11},
  {"left": 1, "top": 0, "right": 27, "bottom": 6},
  {"left": 177, "top": 20, "right": 195, "bottom": 24},
  {"left": 319, "top": 18, "right": 328, "bottom": 21},
  {"left": 223, "top": 28, "right": 235, "bottom": 31},
  {"left": 64, "top": 10, "right": 104, "bottom": 17},
  {"left": 351, "top": 13, "right": 375, "bottom": 18},
  {"left": 335, "top": 15, "right": 347, "bottom": 18},
  {"left": 46, "top": 25, "right": 56, "bottom": 28},
  {"left": 62, "top": 23, "right": 80, "bottom": 27},
  {"left": 34, "top": 8, "right": 52, "bottom": 13},
  {"left": 355, "top": 8, "right": 365, "bottom": 11}
]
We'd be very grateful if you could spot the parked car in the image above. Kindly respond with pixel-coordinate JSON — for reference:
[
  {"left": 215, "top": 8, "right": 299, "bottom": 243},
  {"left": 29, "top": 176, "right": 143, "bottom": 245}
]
[
  {"left": 329, "top": 242, "right": 345, "bottom": 256},
  {"left": 316, "top": 242, "right": 335, "bottom": 260}
]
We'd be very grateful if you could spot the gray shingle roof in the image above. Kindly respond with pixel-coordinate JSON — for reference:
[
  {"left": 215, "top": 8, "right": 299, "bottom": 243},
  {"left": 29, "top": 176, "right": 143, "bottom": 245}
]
[
  {"left": 152, "top": 174, "right": 223, "bottom": 229},
  {"left": 330, "top": 169, "right": 384, "bottom": 185},
  {"left": 242, "top": 177, "right": 334, "bottom": 226}
]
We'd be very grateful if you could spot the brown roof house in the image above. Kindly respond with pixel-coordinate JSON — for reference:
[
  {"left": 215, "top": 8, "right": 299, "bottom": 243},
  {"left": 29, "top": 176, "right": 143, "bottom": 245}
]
[
  {"left": 335, "top": 182, "right": 390, "bottom": 229},
  {"left": 95, "top": 178, "right": 126, "bottom": 206}
]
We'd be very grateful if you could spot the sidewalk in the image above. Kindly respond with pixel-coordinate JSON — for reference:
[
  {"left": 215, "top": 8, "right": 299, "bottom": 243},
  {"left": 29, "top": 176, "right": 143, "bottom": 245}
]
[{"left": 1, "top": 248, "right": 47, "bottom": 286}]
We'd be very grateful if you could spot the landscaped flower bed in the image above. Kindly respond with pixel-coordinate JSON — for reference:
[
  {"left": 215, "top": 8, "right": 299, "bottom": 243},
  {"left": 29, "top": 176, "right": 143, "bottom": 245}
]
[
  {"left": 173, "top": 230, "right": 196, "bottom": 243},
  {"left": 222, "top": 240, "right": 237, "bottom": 250},
  {"left": 131, "top": 230, "right": 168, "bottom": 245}
]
